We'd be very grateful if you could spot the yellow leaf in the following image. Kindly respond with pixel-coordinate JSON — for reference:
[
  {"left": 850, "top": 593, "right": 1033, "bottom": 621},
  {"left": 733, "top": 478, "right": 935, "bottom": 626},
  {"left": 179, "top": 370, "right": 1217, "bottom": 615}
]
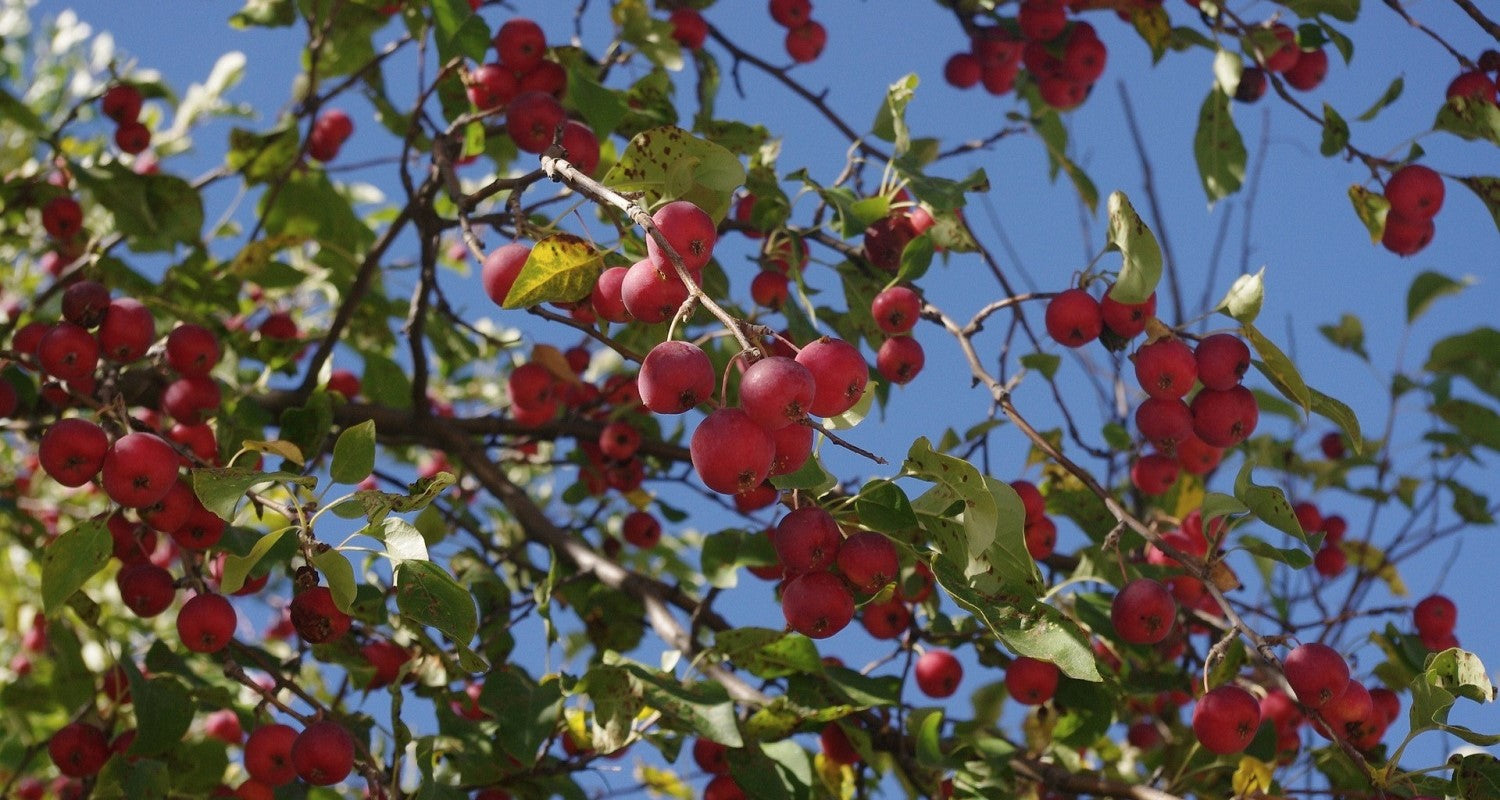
[
  {"left": 531, "top": 344, "right": 582, "bottom": 386},
  {"left": 503, "top": 233, "right": 605, "bottom": 309},
  {"left": 1232, "top": 755, "right": 1273, "bottom": 796},
  {"left": 636, "top": 765, "right": 693, "bottom": 800},
  {"left": 1173, "top": 475, "right": 1206, "bottom": 520},
  {"left": 814, "top": 753, "right": 855, "bottom": 800},
  {"left": 1341, "top": 541, "right": 1407, "bottom": 596},
  {"left": 240, "top": 438, "right": 305, "bottom": 466}
]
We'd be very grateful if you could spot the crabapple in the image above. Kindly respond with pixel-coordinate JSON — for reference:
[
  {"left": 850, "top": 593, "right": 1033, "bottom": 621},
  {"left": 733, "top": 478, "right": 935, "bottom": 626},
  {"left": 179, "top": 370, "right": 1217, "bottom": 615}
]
[
  {"left": 773, "top": 506, "right": 842, "bottom": 575},
  {"left": 244, "top": 724, "right": 298, "bottom": 786},
  {"left": 876, "top": 336, "right": 924, "bottom": 385},
  {"left": 639, "top": 341, "right": 714, "bottom": 413},
  {"left": 176, "top": 592, "right": 236, "bottom": 653},
  {"left": 915, "top": 649, "right": 963, "bottom": 698},
  {"left": 780, "top": 570, "right": 854, "bottom": 639},
  {"left": 1005, "top": 656, "right": 1060, "bottom": 705},
  {"left": 1192, "top": 685, "right": 1261, "bottom": 754},
  {"left": 1111, "top": 578, "right": 1177, "bottom": 645},
  {"left": 739, "top": 356, "right": 815, "bottom": 430},
  {"left": 1194, "top": 333, "right": 1250, "bottom": 390},
  {"left": 38, "top": 417, "right": 109, "bottom": 487},
  {"left": 622, "top": 510, "right": 661, "bottom": 548},
  {"left": 1101, "top": 290, "right": 1156, "bottom": 339},
  {"left": 101, "top": 432, "right": 180, "bottom": 508},
  {"left": 48, "top": 723, "right": 109, "bottom": 778},
  {"left": 1385, "top": 164, "right": 1444, "bottom": 221},
  {"left": 292, "top": 720, "right": 356, "bottom": 786},
  {"left": 690, "top": 408, "right": 774, "bottom": 495},
  {"left": 290, "top": 585, "right": 352, "bottom": 643},
  {"left": 1134, "top": 338, "right": 1197, "bottom": 398},
  {"left": 836, "top": 531, "right": 899, "bottom": 593},
  {"left": 647, "top": 200, "right": 717, "bottom": 275},
  {"left": 1045, "top": 289, "right": 1102, "bottom": 347},
  {"left": 494, "top": 18, "right": 546, "bottom": 72},
  {"left": 871, "top": 286, "right": 921, "bottom": 334},
  {"left": 795, "top": 336, "right": 868, "bottom": 417},
  {"left": 482, "top": 243, "right": 531, "bottom": 308},
  {"left": 1283, "top": 642, "right": 1350, "bottom": 709}
]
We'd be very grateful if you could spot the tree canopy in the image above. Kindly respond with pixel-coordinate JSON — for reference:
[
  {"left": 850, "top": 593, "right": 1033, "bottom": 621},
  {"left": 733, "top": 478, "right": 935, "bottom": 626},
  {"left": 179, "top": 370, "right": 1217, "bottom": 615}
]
[{"left": 1, "top": 1, "right": 1499, "bottom": 799}]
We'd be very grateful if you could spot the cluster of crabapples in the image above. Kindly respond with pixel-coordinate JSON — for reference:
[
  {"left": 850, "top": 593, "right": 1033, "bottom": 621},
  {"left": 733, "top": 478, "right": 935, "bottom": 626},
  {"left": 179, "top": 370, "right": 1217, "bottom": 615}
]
[
  {"left": 1043, "top": 285, "right": 1259, "bottom": 496},
  {"left": 6, "top": 246, "right": 386, "bottom": 789},
  {"left": 461, "top": 17, "right": 601, "bottom": 173},
  {"left": 943, "top": 7, "right": 1108, "bottom": 110},
  {"left": 98, "top": 83, "right": 151, "bottom": 156},
  {"left": 767, "top": 0, "right": 829, "bottom": 64}
]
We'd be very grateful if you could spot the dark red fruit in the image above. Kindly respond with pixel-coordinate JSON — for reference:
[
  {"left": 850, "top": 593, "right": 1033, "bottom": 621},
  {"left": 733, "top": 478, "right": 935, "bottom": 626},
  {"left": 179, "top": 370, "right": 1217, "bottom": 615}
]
[
  {"left": 1283, "top": 642, "right": 1350, "bottom": 709},
  {"left": 639, "top": 341, "right": 714, "bottom": 414},
  {"left": 1413, "top": 594, "right": 1457, "bottom": 638},
  {"left": 100, "top": 84, "right": 144, "bottom": 123},
  {"left": 915, "top": 649, "right": 963, "bottom": 698},
  {"left": 1045, "top": 289, "right": 1103, "bottom": 347},
  {"left": 1005, "top": 656, "right": 1060, "bottom": 705},
  {"left": 795, "top": 337, "right": 868, "bottom": 418},
  {"left": 1194, "top": 334, "right": 1250, "bottom": 390},
  {"left": 291, "top": 721, "right": 355, "bottom": 786},
  {"left": 166, "top": 324, "right": 220, "bottom": 377},
  {"left": 621, "top": 257, "right": 689, "bottom": 324},
  {"left": 39, "top": 418, "right": 110, "bottom": 487},
  {"left": 117, "top": 563, "right": 176, "bottom": 618},
  {"left": 693, "top": 738, "right": 730, "bottom": 775},
  {"left": 1134, "top": 338, "right": 1197, "bottom": 398},
  {"left": 647, "top": 200, "right": 717, "bottom": 275},
  {"left": 1101, "top": 290, "right": 1156, "bottom": 339},
  {"left": 37, "top": 322, "right": 99, "bottom": 382},
  {"left": 42, "top": 196, "right": 83, "bottom": 239},
  {"left": 836, "top": 531, "right": 898, "bottom": 593},
  {"left": 176, "top": 592, "right": 236, "bottom": 653},
  {"left": 504, "top": 91, "right": 566, "bottom": 154},
  {"left": 1111, "top": 579, "right": 1177, "bottom": 645},
  {"left": 244, "top": 724, "right": 298, "bottom": 786},
  {"left": 785, "top": 21, "right": 827, "bottom": 63},
  {"left": 48, "top": 723, "right": 109, "bottom": 778},
  {"left": 773, "top": 505, "right": 843, "bottom": 575},
  {"left": 871, "top": 286, "right": 922, "bottom": 335},
  {"left": 690, "top": 408, "right": 774, "bottom": 495},
  {"left": 622, "top": 510, "right": 661, "bottom": 548},
  {"left": 1192, "top": 685, "right": 1261, "bottom": 754},
  {"left": 781, "top": 570, "right": 855, "bottom": 639},
  {"left": 101, "top": 432, "right": 180, "bottom": 508},
  {"left": 863, "top": 214, "right": 917, "bottom": 272},
  {"left": 1385, "top": 164, "right": 1444, "bottom": 221},
  {"left": 1190, "top": 385, "right": 1259, "bottom": 448},
  {"left": 494, "top": 18, "right": 547, "bottom": 72},
  {"left": 98, "top": 298, "right": 155, "bottom": 362},
  {"left": 1130, "top": 453, "right": 1180, "bottom": 496},
  {"left": 290, "top": 586, "right": 352, "bottom": 644},
  {"left": 669, "top": 8, "right": 708, "bottom": 50},
  {"left": 739, "top": 356, "right": 816, "bottom": 430},
  {"left": 876, "top": 336, "right": 924, "bottom": 385}
]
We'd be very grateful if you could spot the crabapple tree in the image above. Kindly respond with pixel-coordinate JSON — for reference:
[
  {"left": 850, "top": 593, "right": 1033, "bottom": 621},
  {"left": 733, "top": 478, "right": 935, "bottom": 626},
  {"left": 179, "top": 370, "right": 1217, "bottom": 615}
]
[{"left": 0, "top": 0, "right": 1499, "bottom": 799}]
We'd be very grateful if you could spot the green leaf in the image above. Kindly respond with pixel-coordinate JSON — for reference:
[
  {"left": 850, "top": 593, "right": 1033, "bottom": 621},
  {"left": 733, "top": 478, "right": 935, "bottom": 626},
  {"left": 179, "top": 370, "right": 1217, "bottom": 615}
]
[
  {"left": 503, "top": 233, "right": 606, "bottom": 309},
  {"left": 74, "top": 166, "right": 204, "bottom": 253},
  {"left": 127, "top": 677, "right": 193, "bottom": 757},
  {"left": 1021, "top": 352, "right": 1061, "bottom": 381},
  {"left": 1317, "top": 313, "right": 1368, "bottom": 360},
  {"left": 1193, "top": 87, "right": 1246, "bottom": 203},
  {"left": 1408, "top": 273, "right": 1474, "bottom": 326},
  {"left": 0, "top": 86, "right": 46, "bottom": 133},
  {"left": 478, "top": 670, "right": 564, "bottom": 764},
  {"left": 610, "top": 0, "right": 684, "bottom": 72},
  {"left": 602, "top": 125, "right": 747, "bottom": 221},
  {"left": 1202, "top": 491, "right": 1250, "bottom": 526},
  {"left": 361, "top": 352, "right": 413, "bottom": 411},
  {"left": 230, "top": 0, "right": 295, "bottom": 27},
  {"left": 579, "top": 663, "right": 640, "bottom": 753},
  {"left": 1347, "top": 184, "right": 1390, "bottom": 243},
  {"left": 929, "top": 555, "right": 1100, "bottom": 681},
  {"left": 1238, "top": 533, "right": 1314, "bottom": 569},
  {"left": 894, "top": 232, "right": 935, "bottom": 284},
  {"left": 912, "top": 708, "right": 946, "bottom": 765},
  {"left": 431, "top": 0, "right": 489, "bottom": 64},
  {"left": 1309, "top": 387, "right": 1363, "bottom": 456},
  {"left": 768, "top": 450, "right": 837, "bottom": 493},
  {"left": 1320, "top": 103, "right": 1349, "bottom": 157},
  {"left": 700, "top": 529, "right": 777, "bottom": 589},
  {"left": 396, "top": 560, "right": 479, "bottom": 645},
  {"left": 1434, "top": 399, "right": 1500, "bottom": 452},
  {"left": 41, "top": 520, "right": 111, "bottom": 614},
  {"left": 1130, "top": 5, "right": 1172, "bottom": 61},
  {"left": 1033, "top": 109, "right": 1099, "bottom": 212},
  {"left": 1434, "top": 96, "right": 1500, "bottom": 145},
  {"left": 1457, "top": 176, "right": 1500, "bottom": 236},
  {"left": 854, "top": 480, "right": 919, "bottom": 536},
  {"left": 1426, "top": 648, "right": 1496, "bottom": 704},
  {"left": 226, "top": 125, "right": 300, "bottom": 184},
  {"left": 1234, "top": 461, "right": 1314, "bottom": 546},
  {"left": 1456, "top": 753, "right": 1500, "bottom": 798},
  {"left": 1215, "top": 268, "right": 1265, "bottom": 324},
  {"left": 191, "top": 467, "right": 317, "bottom": 521},
  {"left": 562, "top": 58, "right": 629, "bottom": 139},
  {"left": 377, "top": 517, "right": 430, "bottom": 562},
  {"left": 218, "top": 526, "right": 292, "bottom": 594},
  {"left": 1244, "top": 322, "right": 1312, "bottom": 412},
  {"left": 907, "top": 437, "right": 1039, "bottom": 591},
  {"left": 714, "top": 628, "right": 825, "bottom": 680},
  {"left": 892, "top": 158, "right": 989, "bottom": 213},
  {"left": 1281, "top": 0, "right": 1359, "bottom": 22},
  {"left": 625, "top": 664, "right": 744, "bottom": 747},
  {"left": 311, "top": 548, "right": 357, "bottom": 613},
  {"left": 1425, "top": 327, "right": 1500, "bottom": 399},
  {"left": 1355, "top": 76, "right": 1404, "bottom": 122},
  {"left": 872, "top": 73, "right": 919, "bottom": 156},
  {"left": 1104, "top": 191, "right": 1163, "bottom": 305},
  {"left": 330, "top": 420, "right": 376, "bottom": 484}
]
